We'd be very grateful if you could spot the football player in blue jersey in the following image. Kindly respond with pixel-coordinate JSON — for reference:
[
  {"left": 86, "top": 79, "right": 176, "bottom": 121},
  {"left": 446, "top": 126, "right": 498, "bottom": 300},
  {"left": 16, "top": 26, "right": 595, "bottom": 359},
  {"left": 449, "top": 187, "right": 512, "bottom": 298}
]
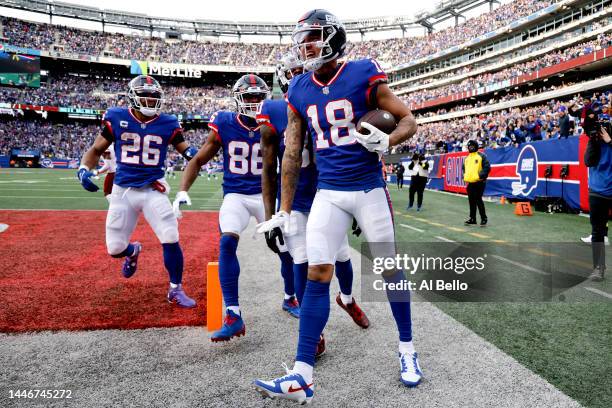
[
  {"left": 77, "top": 75, "right": 198, "bottom": 308},
  {"left": 173, "top": 74, "right": 298, "bottom": 342},
  {"left": 257, "top": 52, "right": 371, "bottom": 357},
  {"left": 254, "top": 10, "right": 423, "bottom": 403}
]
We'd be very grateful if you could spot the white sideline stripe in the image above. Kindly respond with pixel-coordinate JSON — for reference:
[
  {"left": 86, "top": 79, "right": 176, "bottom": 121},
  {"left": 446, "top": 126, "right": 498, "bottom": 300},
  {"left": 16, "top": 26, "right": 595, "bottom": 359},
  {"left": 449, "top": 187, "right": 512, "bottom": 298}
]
[
  {"left": 435, "top": 236, "right": 456, "bottom": 242},
  {"left": 490, "top": 254, "right": 549, "bottom": 276},
  {"left": 399, "top": 223, "right": 424, "bottom": 233},
  {"left": 583, "top": 287, "right": 612, "bottom": 300}
]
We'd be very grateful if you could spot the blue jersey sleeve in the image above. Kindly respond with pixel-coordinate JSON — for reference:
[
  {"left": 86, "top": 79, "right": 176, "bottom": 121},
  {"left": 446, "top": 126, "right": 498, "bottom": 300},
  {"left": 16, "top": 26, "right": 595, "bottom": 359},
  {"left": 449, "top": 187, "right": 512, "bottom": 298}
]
[
  {"left": 256, "top": 99, "right": 276, "bottom": 133},
  {"left": 101, "top": 108, "right": 123, "bottom": 143},
  {"left": 208, "top": 111, "right": 225, "bottom": 143},
  {"left": 286, "top": 74, "right": 307, "bottom": 119}
]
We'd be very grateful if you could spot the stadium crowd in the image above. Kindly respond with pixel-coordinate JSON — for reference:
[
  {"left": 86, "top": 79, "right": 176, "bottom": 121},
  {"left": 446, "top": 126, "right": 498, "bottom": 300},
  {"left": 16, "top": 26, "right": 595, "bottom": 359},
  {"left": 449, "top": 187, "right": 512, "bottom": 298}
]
[
  {"left": 0, "top": 119, "right": 210, "bottom": 159},
  {"left": 0, "top": 75, "right": 232, "bottom": 115},
  {"left": 1, "top": 0, "right": 556, "bottom": 66},
  {"left": 402, "top": 33, "right": 612, "bottom": 106},
  {"left": 393, "top": 90, "right": 611, "bottom": 155}
]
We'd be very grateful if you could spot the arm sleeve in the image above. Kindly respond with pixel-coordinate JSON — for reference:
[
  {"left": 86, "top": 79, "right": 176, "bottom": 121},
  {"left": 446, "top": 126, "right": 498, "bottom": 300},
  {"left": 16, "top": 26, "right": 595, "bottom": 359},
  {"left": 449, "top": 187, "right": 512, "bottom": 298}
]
[
  {"left": 584, "top": 138, "right": 601, "bottom": 167},
  {"left": 169, "top": 127, "right": 186, "bottom": 146}
]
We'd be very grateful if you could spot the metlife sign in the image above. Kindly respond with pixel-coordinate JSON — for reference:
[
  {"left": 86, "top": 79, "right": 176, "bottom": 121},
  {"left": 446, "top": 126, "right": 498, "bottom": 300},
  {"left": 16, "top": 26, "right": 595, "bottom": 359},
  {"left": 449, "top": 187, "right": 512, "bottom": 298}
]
[{"left": 130, "top": 60, "right": 202, "bottom": 78}]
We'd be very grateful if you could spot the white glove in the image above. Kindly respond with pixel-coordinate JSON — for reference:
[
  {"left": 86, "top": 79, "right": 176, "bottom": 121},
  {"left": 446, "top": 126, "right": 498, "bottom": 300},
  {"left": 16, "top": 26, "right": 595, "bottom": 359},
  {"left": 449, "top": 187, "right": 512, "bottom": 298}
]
[
  {"left": 173, "top": 191, "right": 192, "bottom": 219},
  {"left": 355, "top": 122, "right": 390, "bottom": 154},
  {"left": 256, "top": 211, "right": 290, "bottom": 234}
]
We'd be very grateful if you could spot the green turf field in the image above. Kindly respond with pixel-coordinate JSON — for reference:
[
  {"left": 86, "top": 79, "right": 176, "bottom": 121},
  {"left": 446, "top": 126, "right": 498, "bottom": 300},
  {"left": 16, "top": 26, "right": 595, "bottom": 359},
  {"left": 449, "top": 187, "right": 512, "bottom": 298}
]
[{"left": 0, "top": 168, "right": 610, "bottom": 408}]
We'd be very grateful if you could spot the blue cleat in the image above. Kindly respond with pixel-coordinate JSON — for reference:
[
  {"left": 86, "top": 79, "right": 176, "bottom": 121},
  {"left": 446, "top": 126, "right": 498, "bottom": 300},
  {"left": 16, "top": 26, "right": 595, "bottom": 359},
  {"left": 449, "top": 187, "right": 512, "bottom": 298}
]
[
  {"left": 121, "top": 242, "right": 142, "bottom": 278},
  {"left": 405, "top": 205, "right": 413, "bottom": 210},
  {"left": 399, "top": 352, "right": 423, "bottom": 387},
  {"left": 253, "top": 365, "right": 314, "bottom": 404},
  {"left": 282, "top": 296, "right": 300, "bottom": 318},
  {"left": 210, "top": 310, "right": 245, "bottom": 342},
  {"left": 167, "top": 284, "right": 197, "bottom": 308}
]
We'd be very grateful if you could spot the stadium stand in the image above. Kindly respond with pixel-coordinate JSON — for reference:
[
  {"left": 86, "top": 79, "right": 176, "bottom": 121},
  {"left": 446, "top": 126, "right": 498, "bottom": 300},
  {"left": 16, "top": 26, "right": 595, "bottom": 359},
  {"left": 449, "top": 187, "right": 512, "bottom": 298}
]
[{"left": 0, "top": 0, "right": 609, "bottom": 160}]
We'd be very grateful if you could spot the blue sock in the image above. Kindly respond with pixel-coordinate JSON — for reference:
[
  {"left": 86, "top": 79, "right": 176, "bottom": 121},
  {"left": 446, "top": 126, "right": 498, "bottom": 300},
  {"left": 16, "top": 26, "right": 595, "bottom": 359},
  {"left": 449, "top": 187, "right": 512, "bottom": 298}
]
[
  {"left": 294, "top": 262, "right": 308, "bottom": 305},
  {"left": 384, "top": 270, "right": 413, "bottom": 342},
  {"left": 335, "top": 259, "right": 353, "bottom": 296},
  {"left": 162, "top": 242, "right": 183, "bottom": 285},
  {"left": 278, "top": 251, "right": 295, "bottom": 296},
  {"left": 296, "top": 280, "right": 330, "bottom": 366},
  {"left": 111, "top": 243, "right": 135, "bottom": 258},
  {"left": 219, "top": 234, "right": 240, "bottom": 307}
]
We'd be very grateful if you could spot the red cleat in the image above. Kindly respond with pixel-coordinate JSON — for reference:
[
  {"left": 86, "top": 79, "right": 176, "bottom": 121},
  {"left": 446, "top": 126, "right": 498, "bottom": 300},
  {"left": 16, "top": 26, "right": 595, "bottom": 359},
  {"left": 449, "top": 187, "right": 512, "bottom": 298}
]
[
  {"left": 336, "top": 293, "right": 370, "bottom": 329},
  {"left": 315, "top": 334, "right": 326, "bottom": 359}
]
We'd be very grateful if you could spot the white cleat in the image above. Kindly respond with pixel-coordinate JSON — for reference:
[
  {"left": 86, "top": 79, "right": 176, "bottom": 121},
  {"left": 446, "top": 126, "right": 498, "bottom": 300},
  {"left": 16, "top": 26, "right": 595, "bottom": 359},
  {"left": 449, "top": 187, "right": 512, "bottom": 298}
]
[
  {"left": 253, "top": 365, "right": 314, "bottom": 405},
  {"left": 399, "top": 352, "right": 423, "bottom": 387}
]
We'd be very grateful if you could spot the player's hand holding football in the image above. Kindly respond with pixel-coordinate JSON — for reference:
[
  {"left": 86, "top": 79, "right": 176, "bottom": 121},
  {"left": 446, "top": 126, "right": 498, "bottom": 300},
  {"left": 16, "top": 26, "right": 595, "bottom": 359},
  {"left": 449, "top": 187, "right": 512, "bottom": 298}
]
[
  {"left": 256, "top": 211, "right": 290, "bottom": 234},
  {"left": 77, "top": 166, "right": 99, "bottom": 192},
  {"left": 172, "top": 191, "right": 192, "bottom": 219},
  {"left": 355, "top": 122, "right": 390, "bottom": 154}
]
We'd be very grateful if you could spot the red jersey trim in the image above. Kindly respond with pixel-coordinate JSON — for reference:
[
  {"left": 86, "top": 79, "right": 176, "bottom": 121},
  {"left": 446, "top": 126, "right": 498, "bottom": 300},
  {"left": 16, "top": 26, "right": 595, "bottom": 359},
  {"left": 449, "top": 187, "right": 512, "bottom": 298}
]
[{"left": 310, "top": 61, "right": 349, "bottom": 87}]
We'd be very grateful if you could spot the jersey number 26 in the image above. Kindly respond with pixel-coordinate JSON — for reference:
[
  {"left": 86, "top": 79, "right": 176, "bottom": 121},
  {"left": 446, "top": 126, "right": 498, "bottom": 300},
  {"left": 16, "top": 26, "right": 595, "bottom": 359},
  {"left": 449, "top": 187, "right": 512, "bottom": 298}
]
[{"left": 120, "top": 132, "right": 163, "bottom": 166}]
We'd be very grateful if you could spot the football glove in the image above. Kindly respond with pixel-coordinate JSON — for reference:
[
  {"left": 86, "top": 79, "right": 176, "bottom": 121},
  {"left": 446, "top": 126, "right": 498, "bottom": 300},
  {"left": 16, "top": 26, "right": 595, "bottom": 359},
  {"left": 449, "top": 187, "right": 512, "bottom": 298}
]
[
  {"left": 172, "top": 191, "right": 192, "bottom": 219},
  {"left": 264, "top": 227, "right": 287, "bottom": 254},
  {"left": 256, "top": 211, "right": 290, "bottom": 234},
  {"left": 77, "top": 167, "right": 99, "bottom": 192},
  {"left": 355, "top": 122, "right": 390, "bottom": 154},
  {"left": 351, "top": 218, "right": 362, "bottom": 237}
]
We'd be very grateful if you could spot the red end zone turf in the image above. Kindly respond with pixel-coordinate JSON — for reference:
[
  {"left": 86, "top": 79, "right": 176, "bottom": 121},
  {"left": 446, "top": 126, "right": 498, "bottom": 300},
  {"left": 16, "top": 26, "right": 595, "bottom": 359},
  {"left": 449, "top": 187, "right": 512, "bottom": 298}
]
[{"left": 0, "top": 210, "right": 219, "bottom": 332}]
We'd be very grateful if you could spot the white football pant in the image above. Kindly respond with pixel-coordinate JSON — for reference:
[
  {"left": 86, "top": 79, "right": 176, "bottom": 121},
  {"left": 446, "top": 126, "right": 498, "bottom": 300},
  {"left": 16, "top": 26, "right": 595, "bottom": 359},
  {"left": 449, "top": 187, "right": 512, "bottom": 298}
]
[
  {"left": 306, "top": 187, "right": 395, "bottom": 266},
  {"left": 105, "top": 179, "right": 177, "bottom": 256}
]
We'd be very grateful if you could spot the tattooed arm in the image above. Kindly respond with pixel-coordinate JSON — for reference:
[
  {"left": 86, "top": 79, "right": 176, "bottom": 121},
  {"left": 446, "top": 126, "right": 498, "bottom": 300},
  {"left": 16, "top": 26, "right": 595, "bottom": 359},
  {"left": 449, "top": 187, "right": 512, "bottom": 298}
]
[
  {"left": 375, "top": 83, "right": 417, "bottom": 146},
  {"left": 279, "top": 106, "right": 305, "bottom": 213},
  {"left": 260, "top": 124, "right": 280, "bottom": 220}
]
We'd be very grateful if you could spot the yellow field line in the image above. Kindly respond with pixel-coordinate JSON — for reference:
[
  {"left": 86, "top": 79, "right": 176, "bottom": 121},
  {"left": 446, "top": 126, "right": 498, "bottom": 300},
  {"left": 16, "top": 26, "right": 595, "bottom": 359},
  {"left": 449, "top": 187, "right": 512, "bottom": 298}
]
[
  {"left": 468, "top": 232, "right": 490, "bottom": 239},
  {"left": 447, "top": 226, "right": 466, "bottom": 232},
  {"left": 526, "top": 248, "right": 555, "bottom": 257}
]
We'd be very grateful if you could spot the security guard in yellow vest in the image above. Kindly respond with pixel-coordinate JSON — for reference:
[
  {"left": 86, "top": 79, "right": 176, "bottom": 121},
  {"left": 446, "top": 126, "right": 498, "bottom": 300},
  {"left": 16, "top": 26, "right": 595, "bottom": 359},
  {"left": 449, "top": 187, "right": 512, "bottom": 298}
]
[{"left": 462, "top": 140, "right": 491, "bottom": 226}]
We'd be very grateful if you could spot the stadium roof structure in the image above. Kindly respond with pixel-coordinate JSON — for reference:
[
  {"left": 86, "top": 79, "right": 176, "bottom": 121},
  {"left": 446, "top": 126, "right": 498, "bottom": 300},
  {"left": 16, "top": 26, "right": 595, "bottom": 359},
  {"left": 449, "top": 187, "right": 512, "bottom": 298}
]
[{"left": 0, "top": 0, "right": 501, "bottom": 37}]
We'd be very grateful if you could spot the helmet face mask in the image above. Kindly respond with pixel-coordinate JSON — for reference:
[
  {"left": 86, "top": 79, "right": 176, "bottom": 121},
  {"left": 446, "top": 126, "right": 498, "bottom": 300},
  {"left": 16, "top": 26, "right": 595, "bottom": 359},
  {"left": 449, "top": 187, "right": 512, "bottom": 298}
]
[
  {"left": 232, "top": 74, "right": 270, "bottom": 119},
  {"left": 127, "top": 75, "right": 164, "bottom": 117},
  {"left": 276, "top": 52, "right": 303, "bottom": 93},
  {"left": 291, "top": 10, "right": 346, "bottom": 72}
]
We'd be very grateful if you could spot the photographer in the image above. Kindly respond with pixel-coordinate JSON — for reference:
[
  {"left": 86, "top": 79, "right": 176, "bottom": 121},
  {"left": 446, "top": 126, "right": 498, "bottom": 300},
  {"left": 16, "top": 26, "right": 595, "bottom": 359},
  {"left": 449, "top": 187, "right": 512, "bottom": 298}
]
[
  {"left": 395, "top": 162, "right": 405, "bottom": 189},
  {"left": 407, "top": 153, "right": 429, "bottom": 211},
  {"left": 584, "top": 119, "right": 612, "bottom": 281}
]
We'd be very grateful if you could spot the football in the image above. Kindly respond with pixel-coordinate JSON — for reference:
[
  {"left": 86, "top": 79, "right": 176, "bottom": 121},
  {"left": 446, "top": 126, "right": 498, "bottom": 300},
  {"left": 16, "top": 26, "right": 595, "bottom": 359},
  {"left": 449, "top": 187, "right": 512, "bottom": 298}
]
[{"left": 356, "top": 110, "right": 397, "bottom": 135}]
